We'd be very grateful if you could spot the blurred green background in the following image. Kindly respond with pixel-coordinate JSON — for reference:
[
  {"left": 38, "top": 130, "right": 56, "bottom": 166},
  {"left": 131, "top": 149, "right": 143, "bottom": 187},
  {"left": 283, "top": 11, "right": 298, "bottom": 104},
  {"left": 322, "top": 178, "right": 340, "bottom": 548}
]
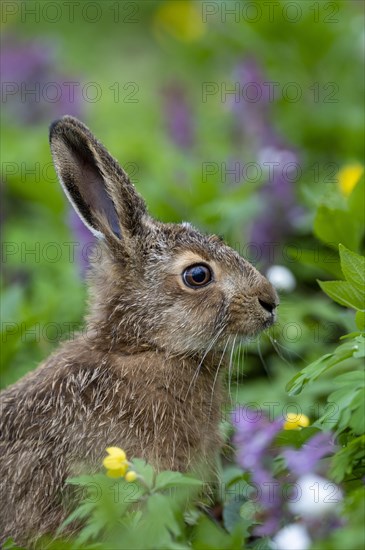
[{"left": 1, "top": 0, "right": 364, "bottom": 419}]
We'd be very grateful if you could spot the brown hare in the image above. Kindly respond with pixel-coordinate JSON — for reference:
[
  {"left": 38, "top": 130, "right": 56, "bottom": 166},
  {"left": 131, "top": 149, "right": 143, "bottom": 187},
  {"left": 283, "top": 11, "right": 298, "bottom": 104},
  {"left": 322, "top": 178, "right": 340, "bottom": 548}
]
[{"left": 0, "top": 116, "right": 278, "bottom": 545}]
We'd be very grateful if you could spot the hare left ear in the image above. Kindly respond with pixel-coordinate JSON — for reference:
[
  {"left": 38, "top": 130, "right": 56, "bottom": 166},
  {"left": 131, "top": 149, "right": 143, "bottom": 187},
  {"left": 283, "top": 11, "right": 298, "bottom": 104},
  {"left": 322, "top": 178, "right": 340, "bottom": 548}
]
[{"left": 49, "top": 116, "right": 147, "bottom": 243}]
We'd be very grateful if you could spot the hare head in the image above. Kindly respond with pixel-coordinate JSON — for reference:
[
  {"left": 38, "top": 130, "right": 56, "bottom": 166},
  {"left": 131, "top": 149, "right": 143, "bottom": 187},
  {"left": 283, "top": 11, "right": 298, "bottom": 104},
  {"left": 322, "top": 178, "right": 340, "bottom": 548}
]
[{"left": 50, "top": 116, "right": 278, "bottom": 356}]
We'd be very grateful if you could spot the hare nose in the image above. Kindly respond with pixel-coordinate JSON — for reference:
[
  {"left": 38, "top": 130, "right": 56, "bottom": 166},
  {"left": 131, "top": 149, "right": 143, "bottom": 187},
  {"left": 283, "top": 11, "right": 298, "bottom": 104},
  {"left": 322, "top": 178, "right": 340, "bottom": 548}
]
[{"left": 258, "top": 298, "right": 276, "bottom": 314}]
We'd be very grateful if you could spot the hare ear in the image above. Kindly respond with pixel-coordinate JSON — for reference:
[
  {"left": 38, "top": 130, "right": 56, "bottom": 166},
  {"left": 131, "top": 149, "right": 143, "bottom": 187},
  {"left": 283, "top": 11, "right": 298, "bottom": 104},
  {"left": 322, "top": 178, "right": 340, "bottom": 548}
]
[{"left": 49, "top": 116, "right": 147, "bottom": 241}]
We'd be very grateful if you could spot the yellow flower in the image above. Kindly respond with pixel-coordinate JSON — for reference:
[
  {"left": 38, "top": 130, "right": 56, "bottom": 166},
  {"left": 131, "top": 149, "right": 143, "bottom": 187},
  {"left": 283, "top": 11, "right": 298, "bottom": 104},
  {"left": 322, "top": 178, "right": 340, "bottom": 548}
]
[
  {"left": 102, "top": 447, "right": 140, "bottom": 481},
  {"left": 105, "top": 447, "right": 127, "bottom": 462},
  {"left": 154, "top": 1, "right": 206, "bottom": 43},
  {"left": 106, "top": 467, "right": 127, "bottom": 479},
  {"left": 125, "top": 470, "right": 138, "bottom": 483},
  {"left": 338, "top": 164, "right": 363, "bottom": 197},
  {"left": 284, "top": 413, "right": 310, "bottom": 431},
  {"left": 103, "top": 447, "right": 128, "bottom": 478}
]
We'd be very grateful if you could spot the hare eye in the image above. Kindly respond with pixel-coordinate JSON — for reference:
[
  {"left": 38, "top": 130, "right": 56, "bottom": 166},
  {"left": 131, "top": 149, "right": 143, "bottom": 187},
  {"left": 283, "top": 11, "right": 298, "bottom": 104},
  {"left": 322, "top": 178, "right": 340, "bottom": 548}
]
[{"left": 183, "top": 264, "right": 212, "bottom": 288}]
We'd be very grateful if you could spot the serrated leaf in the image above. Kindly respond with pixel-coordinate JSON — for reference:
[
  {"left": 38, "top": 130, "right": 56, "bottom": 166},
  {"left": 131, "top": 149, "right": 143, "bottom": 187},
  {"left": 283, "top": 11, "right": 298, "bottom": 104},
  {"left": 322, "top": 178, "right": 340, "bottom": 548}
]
[
  {"left": 193, "top": 515, "right": 239, "bottom": 549},
  {"left": 286, "top": 353, "right": 333, "bottom": 394},
  {"left": 318, "top": 280, "right": 364, "bottom": 310},
  {"left": 325, "top": 387, "right": 359, "bottom": 432},
  {"left": 339, "top": 244, "right": 365, "bottom": 291},
  {"left": 286, "top": 339, "right": 357, "bottom": 395},
  {"left": 348, "top": 391, "right": 365, "bottom": 434},
  {"left": 146, "top": 493, "right": 182, "bottom": 538},
  {"left": 330, "top": 435, "right": 365, "bottom": 482}
]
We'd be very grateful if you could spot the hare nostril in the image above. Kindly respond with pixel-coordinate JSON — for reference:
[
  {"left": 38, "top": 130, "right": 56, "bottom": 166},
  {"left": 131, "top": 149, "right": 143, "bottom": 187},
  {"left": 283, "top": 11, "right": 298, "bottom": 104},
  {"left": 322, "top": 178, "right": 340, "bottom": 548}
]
[{"left": 258, "top": 298, "right": 276, "bottom": 314}]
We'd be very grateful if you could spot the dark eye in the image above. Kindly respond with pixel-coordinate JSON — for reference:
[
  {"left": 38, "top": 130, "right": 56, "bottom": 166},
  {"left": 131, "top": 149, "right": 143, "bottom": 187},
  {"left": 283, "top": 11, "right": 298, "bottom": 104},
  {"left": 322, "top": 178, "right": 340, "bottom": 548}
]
[{"left": 182, "top": 264, "right": 212, "bottom": 288}]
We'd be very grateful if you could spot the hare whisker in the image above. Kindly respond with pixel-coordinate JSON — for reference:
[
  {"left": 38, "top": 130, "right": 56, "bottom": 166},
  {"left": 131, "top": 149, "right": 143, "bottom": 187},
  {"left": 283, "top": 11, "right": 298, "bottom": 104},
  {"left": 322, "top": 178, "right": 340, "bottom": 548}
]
[
  {"left": 268, "top": 335, "right": 301, "bottom": 370},
  {"left": 208, "top": 336, "right": 230, "bottom": 419},
  {"left": 183, "top": 325, "right": 226, "bottom": 402},
  {"left": 257, "top": 335, "right": 272, "bottom": 379},
  {"left": 235, "top": 340, "right": 244, "bottom": 405},
  {"left": 227, "top": 334, "right": 238, "bottom": 405}
]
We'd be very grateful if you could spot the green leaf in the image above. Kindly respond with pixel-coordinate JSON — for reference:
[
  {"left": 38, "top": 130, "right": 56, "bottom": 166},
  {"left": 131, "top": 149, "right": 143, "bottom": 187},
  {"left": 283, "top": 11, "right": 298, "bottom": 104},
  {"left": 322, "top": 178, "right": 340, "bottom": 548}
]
[
  {"left": 330, "top": 436, "right": 365, "bottom": 483},
  {"left": 248, "top": 537, "right": 273, "bottom": 550},
  {"left": 2, "top": 540, "right": 26, "bottom": 550},
  {"left": 59, "top": 502, "right": 96, "bottom": 532},
  {"left": 355, "top": 311, "right": 365, "bottom": 331},
  {"left": 324, "top": 387, "right": 360, "bottom": 433},
  {"left": 155, "top": 470, "right": 202, "bottom": 491},
  {"left": 222, "top": 498, "right": 247, "bottom": 535},
  {"left": 339, "top": 244, "right": 365, "bottom": 291},
  {"left": 221, "top": 466, "right": 248, "bottom": 487},
  {"left": 130, "top": 458, "right": 155, "bottom": 489},
  {"left": 291, "top": 246, "right": 342, "bottom": 278},
  {"left": 348, "top": 176, "right": 365, "bottom": 226},
  {"left": 318, "top": 280, "right": 364, "bottom": 310},
  {"left": 353, "top": 335, "right": 365, "bottom": 357},
  {"left": 192, "top": 515, "right": 244, "bottom": 550},
  {"left": 275, "top": 427, "right": 320, "bottom": 447},
  {"left": 286, "top": 338, "right": 358, "bottom": 395},
  {"left": 286, "top": 353, "right": 333, "bottom": 395},
  {"left": 332, "top": 370, "right": 365, "bottom": 388},
  {"left": 66, "top": 474, "right": 104, "bottom": 486},
  {"left": 146, "top": 493, "right": 182, "bottom": 539},
  {"left": 317, "top": 486, "right": 365, "bottom": 549},
  {"left": 348, "top": 391, "right": 365, "bottom": 434},
  {"left": 314, "top": 205, "right": 362, "bottom": 251}
]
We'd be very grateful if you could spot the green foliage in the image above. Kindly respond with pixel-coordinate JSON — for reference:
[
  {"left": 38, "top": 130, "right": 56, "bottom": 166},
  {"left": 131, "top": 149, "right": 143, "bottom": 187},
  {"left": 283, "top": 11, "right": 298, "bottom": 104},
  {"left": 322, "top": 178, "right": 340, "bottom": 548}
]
[
  {"left": 29, "top": 462, "right": 241, "bottom": 550},
  {"left": 286, "top": 240, "right": 364, "bottom": 547},
  {"left": 2, "top": 1, "right": 365, "bottom": 548},
  {"left": 318, "top": 246, "right": 365, "bottom": 312}
]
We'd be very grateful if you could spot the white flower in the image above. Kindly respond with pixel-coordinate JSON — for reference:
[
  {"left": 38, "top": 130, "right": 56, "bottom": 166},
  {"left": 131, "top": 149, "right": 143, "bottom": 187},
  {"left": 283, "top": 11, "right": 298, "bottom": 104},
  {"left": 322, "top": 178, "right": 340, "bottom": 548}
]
[
  {"left": 289, "top": 474, "right": 343, "bottom": 518},
  {"left": 272, "top": 524, "right": 311, "bottom": 550},
  {"left": 266, "top": 265, "right": 296, "bottom": 292}
]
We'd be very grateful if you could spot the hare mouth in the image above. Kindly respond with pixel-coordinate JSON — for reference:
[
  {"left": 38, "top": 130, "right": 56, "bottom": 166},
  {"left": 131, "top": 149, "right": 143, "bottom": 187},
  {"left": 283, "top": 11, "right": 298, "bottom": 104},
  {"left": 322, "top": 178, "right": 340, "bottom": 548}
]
[
  {"left": 224, "top": 316, "right": 277, "bottom": 341},
  {"left": 262, "top": 314, "right": 277, "bottom": 330}
]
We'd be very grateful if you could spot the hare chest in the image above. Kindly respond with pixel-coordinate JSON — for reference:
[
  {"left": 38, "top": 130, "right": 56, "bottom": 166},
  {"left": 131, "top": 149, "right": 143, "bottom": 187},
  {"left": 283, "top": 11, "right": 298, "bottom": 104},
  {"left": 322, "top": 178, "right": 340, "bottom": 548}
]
[
  {"left": 31, "top": 346, "right": 225, "bottom": 477},
  {"left": 80, "top": 351, "right": 224, "bottom": 474}
]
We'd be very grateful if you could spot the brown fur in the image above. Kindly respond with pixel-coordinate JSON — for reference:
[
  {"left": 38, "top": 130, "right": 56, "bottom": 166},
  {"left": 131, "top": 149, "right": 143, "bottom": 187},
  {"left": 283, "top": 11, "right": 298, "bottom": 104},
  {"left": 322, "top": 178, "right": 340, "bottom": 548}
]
[{"left": 0, "top": 116, "right": 278, "bottom": 545}]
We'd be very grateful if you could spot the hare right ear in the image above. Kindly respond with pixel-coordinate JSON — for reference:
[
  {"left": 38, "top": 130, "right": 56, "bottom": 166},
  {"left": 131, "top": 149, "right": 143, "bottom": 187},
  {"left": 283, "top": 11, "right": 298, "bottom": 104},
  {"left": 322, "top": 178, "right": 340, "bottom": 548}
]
[{"left": 49, "top": 116, "right": 147, "bottom": 243}]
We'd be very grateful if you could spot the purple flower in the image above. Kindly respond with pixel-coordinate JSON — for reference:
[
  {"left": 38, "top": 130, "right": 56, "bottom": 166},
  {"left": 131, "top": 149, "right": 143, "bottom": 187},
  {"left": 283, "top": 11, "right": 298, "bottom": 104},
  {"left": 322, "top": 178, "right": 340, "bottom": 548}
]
[
  {"left": 231, "top": 57, "right": 274, "bottom": 149},
  {"left": 233, "top": 409, "right": 283, "bottom": 532},
  {"left": 233, "top": 410, "right": 282, "bottom": 470},
  {"left": 229, "top": 58, "right": 304, "bottom": 266},
  {"left": 232, "top": 410, "right": 341, "bottom": 540},
  {"left": 1, "top": 35, "right": 83, "bottom": 124},
  {"left": 162, "top": 83, "right": 194, "bottom": 149},
  {"left": 283, "top": 432, "right": 336, "bottom": 477},
  {"left": 250, "top": 145, "right": 303, "bottom": 264},
  {"left": 254, "top": 512, "right": 281, "bottom": 537},
  {"left": 252, "top": 467, "right": 281, "bottom": 508}
]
